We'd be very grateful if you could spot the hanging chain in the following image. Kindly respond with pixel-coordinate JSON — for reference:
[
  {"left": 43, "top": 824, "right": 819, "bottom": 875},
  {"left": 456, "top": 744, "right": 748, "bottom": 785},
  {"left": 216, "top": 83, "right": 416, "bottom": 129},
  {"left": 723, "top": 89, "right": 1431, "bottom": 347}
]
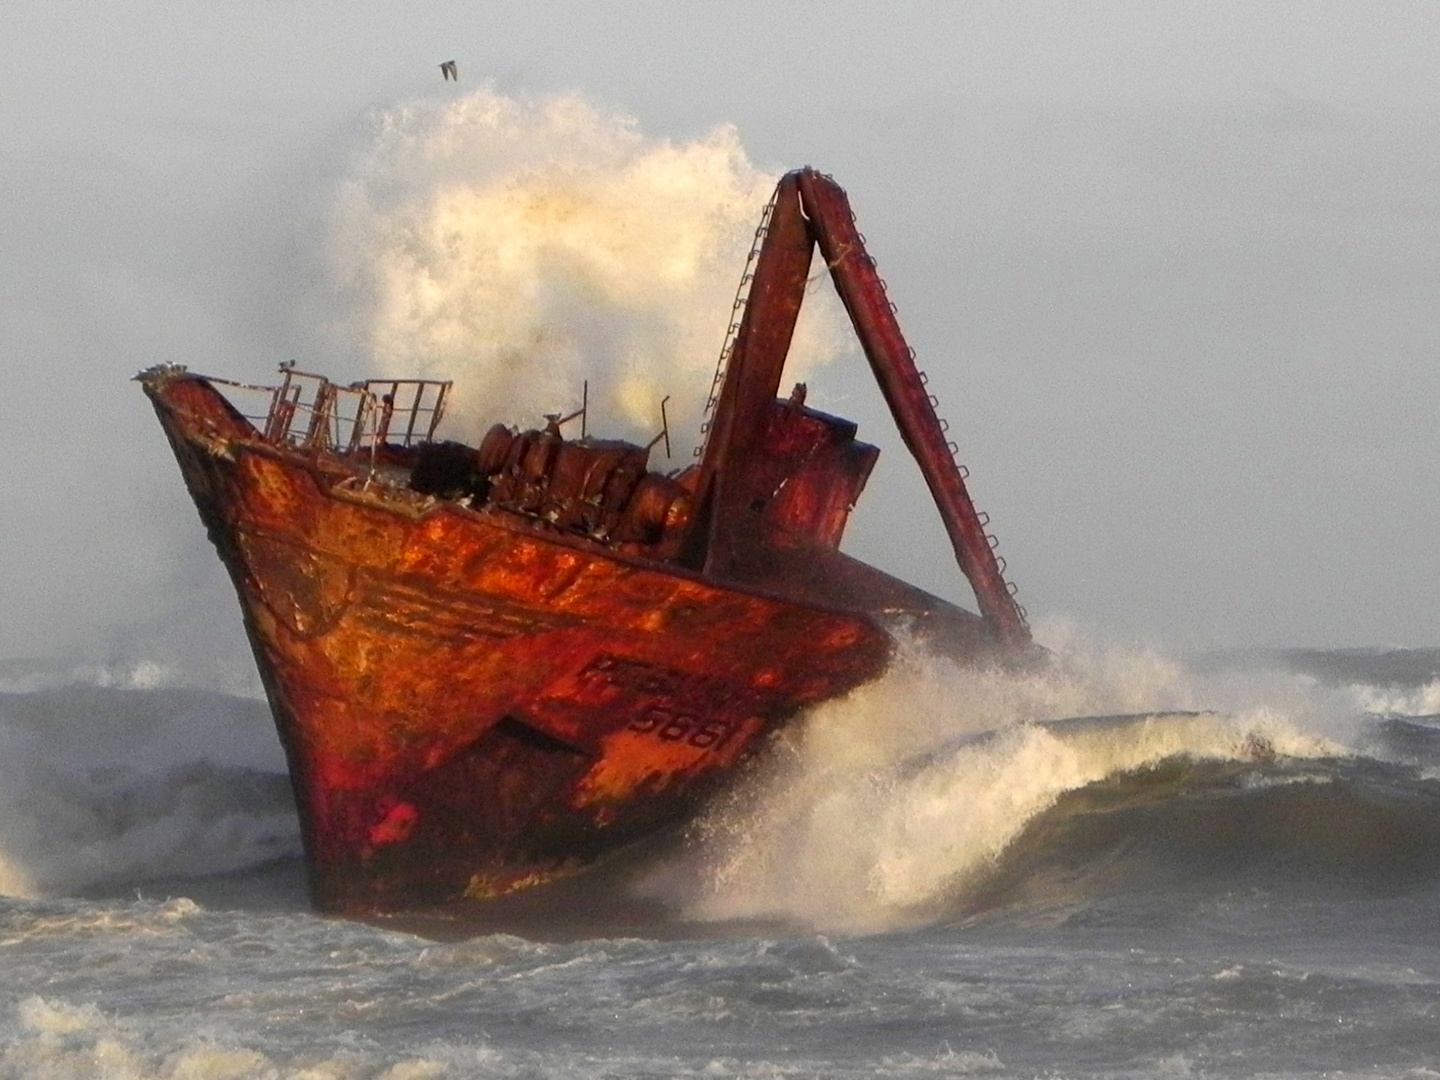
[{"left": 693, "top": 187, "right": 780, "bottom": 460}]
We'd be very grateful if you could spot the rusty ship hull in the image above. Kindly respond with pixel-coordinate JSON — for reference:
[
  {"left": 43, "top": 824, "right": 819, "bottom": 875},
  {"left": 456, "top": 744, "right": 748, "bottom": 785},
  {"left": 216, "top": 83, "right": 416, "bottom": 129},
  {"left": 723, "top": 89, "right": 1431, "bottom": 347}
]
[{"left": 142, "top": 169, "right": 1032, "bottom": 915}]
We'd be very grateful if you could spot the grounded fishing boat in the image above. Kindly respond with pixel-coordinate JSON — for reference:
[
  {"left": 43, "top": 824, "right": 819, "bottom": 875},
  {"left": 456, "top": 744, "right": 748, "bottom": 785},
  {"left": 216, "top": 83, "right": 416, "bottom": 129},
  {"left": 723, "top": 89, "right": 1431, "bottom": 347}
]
[{"left": 141, "top": 169, "right": 1034, "bottom": 915}]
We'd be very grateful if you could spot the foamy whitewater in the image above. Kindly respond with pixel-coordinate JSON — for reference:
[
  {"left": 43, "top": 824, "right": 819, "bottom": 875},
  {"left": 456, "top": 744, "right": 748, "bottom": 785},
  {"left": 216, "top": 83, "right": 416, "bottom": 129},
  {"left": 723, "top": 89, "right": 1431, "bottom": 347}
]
[{"left": 5, "top": 89, "right": 1438, "bottom": 1077}]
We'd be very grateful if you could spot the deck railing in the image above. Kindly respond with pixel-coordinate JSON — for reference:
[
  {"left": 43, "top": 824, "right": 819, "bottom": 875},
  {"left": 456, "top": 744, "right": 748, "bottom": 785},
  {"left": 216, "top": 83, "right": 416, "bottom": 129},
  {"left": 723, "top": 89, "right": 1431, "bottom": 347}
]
[{"left": 211, "top": 364, "right": 452, "bottom": 455}]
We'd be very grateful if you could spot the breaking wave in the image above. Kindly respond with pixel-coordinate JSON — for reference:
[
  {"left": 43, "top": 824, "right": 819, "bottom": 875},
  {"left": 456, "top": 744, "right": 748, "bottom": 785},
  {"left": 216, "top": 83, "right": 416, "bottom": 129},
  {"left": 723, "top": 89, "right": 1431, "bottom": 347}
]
[
  {"left": 645, "top": 626, "right": 1440, "bottom": 934},
  {"left": 305, "top": 86, "right": 850, "bottom": 446},
  {"left": 951, "top": 739, "right": 1440, "bottom": 929},
  {"left": 0, "top": 679, "right": 295, "bottom": 900}
]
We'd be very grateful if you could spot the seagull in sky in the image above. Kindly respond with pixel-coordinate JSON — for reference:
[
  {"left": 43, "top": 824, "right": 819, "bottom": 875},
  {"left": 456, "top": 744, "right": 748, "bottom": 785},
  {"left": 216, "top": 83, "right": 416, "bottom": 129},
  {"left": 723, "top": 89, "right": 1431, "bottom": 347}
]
[{"left": 440, "top": 60, "right": 458, "bottom": 82}]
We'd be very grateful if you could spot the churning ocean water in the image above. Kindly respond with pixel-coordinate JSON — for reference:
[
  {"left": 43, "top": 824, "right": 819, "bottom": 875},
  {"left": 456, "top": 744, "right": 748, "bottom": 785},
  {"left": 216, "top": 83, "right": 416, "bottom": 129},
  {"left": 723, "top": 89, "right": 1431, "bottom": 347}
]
[{"left": 1, "top": 637, "right": 1438, "bottom": 1079}]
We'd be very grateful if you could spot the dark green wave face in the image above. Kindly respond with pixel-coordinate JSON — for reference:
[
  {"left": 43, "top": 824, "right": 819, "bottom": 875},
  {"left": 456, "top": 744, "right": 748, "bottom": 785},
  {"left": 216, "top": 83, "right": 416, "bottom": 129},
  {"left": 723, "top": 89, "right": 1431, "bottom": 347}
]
[{"left": 950, "top": 741, "right": 1440, "bottom": 927}]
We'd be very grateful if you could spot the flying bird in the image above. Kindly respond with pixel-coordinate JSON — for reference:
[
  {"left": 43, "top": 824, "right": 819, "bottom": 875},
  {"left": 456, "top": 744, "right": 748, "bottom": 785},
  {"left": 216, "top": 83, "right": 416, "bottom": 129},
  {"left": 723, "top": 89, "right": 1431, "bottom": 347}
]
[{"left": 440, "top": 60, "right": 458, "bottom": 82}]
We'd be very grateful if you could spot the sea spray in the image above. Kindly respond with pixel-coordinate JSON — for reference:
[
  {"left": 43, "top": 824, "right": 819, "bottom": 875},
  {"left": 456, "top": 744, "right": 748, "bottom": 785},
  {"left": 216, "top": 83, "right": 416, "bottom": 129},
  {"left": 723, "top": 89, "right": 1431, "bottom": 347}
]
[
  {"left": 656, "top": 623, "right": 1361, "bottom": 933},
  {"left": 307, "top": 87, "right": 851, "bottom": 445},
  {"left": 1351, "top": 679, "right": 1440, "bottom": 719}
]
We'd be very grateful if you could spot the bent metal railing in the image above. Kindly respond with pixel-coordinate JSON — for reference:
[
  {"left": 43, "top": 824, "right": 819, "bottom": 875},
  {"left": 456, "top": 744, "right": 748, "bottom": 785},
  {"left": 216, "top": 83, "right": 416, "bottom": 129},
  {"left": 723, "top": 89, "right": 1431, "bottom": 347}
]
[{"left": 210, "top": 363, "right": 451, "bottom": 457}]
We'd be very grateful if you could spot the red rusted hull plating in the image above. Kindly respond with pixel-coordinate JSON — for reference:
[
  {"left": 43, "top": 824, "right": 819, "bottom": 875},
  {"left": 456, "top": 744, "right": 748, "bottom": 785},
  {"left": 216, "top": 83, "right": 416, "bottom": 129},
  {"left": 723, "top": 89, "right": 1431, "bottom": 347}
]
[
  {"left": 143, "top": 371, "right": 913, "bottom": 913},
  {"left": 139, "top": 169, "right": 1033, "bottom": 915}
]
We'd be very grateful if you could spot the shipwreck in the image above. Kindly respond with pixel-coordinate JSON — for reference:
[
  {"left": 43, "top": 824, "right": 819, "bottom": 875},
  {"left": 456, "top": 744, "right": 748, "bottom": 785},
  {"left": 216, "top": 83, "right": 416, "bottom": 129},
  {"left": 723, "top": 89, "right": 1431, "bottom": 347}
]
[{"left": 140, "top": 169, "right": 1034, "bottom": 915}]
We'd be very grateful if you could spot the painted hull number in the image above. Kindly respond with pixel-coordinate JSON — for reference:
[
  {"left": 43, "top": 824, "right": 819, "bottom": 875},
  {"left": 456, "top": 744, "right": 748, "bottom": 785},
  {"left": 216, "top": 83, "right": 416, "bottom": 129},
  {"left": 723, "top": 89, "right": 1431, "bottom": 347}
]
[{"left": 628, "top": 708, "right": 740, "bottom": 751}]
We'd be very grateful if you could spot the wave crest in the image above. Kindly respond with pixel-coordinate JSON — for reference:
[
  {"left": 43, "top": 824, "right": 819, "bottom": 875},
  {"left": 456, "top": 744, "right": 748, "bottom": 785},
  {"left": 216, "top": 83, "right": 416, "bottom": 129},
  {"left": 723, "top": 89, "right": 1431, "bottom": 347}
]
[
  {"left": 650, "top": 632, "right": 1367, "bottom": 933},
  {"left": 0, "top": 687, "right": 295, "bottom": 899}
]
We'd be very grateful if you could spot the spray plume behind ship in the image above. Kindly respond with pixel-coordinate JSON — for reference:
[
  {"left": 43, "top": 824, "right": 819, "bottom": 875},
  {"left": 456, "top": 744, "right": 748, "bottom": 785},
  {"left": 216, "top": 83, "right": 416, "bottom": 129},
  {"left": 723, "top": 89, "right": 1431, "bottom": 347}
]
[{"left": 140, "top": 168, "right": 1035, "bottom": 915}]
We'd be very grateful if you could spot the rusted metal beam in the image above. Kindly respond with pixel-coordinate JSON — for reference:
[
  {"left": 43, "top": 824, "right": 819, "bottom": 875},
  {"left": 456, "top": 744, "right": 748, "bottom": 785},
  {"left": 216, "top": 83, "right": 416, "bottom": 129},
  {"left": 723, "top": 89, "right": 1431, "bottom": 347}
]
[
  {"left": 693, "top": 173, "right": 816, "bottom": 575},
  {"left": 796, "top": 170, "right": 1030, "bottom": 649}
]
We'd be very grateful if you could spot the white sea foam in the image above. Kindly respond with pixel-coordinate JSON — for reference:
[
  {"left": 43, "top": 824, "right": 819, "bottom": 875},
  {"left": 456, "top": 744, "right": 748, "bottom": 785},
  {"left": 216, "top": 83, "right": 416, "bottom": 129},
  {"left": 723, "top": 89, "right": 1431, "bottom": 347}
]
[
  {"left": 659, "top": 622, "right": 1359, "bottom": 933},
  {"left": 1350, "top": 678, "right": 1440, "bottom": 718},
  {"left": 308, "top": 86, "right": 850, "bottom": 447},
  {"left": 1, "top": 994, "right": 450, "bottom": 1080},
  {"left": 0, "top": 659, "right": 178, "bottom": 697},
  {"left": 0, "top": 657, "right": 263, "bottom": 700}
]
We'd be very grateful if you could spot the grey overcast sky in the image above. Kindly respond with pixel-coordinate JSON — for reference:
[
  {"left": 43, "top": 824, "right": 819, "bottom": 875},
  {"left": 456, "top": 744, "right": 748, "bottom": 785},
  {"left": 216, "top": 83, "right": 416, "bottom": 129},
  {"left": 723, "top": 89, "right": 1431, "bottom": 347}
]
[{"left": 4, "top": 1, "right": 1440, "bottom": 666}]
